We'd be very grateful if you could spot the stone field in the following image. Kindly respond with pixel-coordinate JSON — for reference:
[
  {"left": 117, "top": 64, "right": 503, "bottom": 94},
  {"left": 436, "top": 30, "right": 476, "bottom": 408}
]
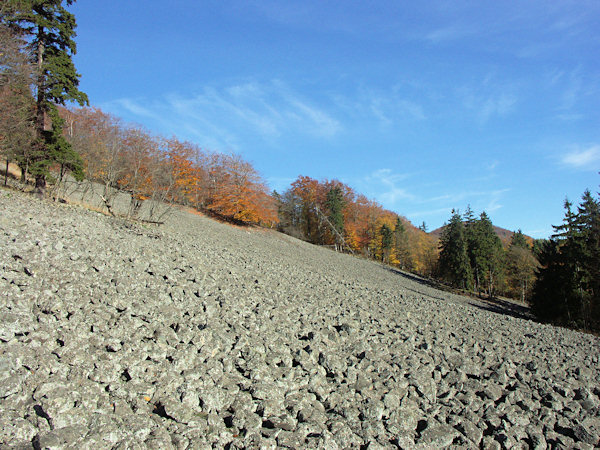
[{"left": 1, "top": 188, "right": 599, "bottom": 448}]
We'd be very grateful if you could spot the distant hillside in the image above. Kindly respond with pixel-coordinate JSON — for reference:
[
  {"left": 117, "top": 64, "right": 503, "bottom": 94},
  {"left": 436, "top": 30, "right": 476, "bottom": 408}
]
[{"left": 430, "top": 224, "right": 529, "bottom": 246}]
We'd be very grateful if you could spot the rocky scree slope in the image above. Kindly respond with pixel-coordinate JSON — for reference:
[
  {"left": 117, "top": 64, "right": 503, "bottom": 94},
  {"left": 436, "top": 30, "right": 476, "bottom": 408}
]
[{"left": 1, "top": 189, "right": 600, "bottom": 449}]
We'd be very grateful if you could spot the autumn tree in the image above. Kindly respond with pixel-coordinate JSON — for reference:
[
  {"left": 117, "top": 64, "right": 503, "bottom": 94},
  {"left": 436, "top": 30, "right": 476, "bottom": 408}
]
[
  {"left": 506, "top": 231, "right": 538, "bottom": 303},
  {"left": 208, "top": 153, "right": 278, "bottom": 225},
  {"left": 275, "top": 189, "right": 303, "bottom": 238},
  {"left": 409, "top": 227, "right": 438, "bottom": 276},
  {"left": 292, "top": 175, "right": 325, "bottom": 243},
  {"left": 7, "top": 0, "right": 88, "bottom": 195},
  {"left": 63, "top": 107, "right": 125, "bottom": 213},
  {"left": 0, "top": 1, "right": 35, "bottom": 183},
  {"left": 119, "top": 126, "right": 157, "bottom": 217}
]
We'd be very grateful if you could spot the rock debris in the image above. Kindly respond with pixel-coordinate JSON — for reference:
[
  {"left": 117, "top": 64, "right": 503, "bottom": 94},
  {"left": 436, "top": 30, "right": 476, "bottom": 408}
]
[{"left": 1, "top": 189, "right": 599, "bottom": 448}]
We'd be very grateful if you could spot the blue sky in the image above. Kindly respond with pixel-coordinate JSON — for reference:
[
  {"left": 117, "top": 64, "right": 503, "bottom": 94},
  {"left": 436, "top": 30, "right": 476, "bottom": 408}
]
[{"left": 70, "top": 1, "right": 599, "bottom": 237}]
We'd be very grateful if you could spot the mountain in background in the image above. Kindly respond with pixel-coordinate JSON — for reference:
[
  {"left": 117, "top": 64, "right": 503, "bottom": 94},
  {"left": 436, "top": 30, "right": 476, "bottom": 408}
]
[{"left": 429, "top": 224, "right": 532, "bottom": 246}]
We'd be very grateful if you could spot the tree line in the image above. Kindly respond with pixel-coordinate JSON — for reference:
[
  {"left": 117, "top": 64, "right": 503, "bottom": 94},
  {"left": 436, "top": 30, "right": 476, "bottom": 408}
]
[
  {"left": 0, "top": 1, "right": 278, "bottom": 225},
  {"left": 60, "top": 107, "right": 279, "bottom": 225},
  {"left": 275, "top": 176, "right": 438, "bottom": 275},
  {"left": 532, "top": 189, "right": 600, "bottom": 331},
  {"left": 437, "top": 184, "right": 600, "bottom": 333},
  {"left": 436, "top": 207, "right": 538, "bottom": 302}
]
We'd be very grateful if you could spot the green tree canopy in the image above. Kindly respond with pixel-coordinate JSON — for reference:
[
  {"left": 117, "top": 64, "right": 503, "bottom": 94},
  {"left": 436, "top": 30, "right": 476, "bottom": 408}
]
[
  {"left": 532, "top": 190, "right": 600, "bottom": 331},
  {"left": 470, "top": 212, "right": 505, "bottom": 297},
  {"left": 438, "top": 209, "right": 473, "bottom": 290},
  {"left": 380, "top": 223, "right": 393, "bottom": 263},
  {"left": 510, "top": 229, "right": 529, "bottom": 249},
  {"left": 6, "top": 0, "right": 88, "bottom": 193},
  {"left": 326, "top": 186, "right": 345, "bottom": 235}
]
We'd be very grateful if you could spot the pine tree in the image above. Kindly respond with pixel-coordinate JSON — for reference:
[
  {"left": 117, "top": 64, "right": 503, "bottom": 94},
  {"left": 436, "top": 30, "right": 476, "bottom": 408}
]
[
  {"left": 438, "top": 209, "right": 473, "bottom": 289},
  {"left": 463, "top": 205, "right": 479, "bottom": 290},
  {"left": 326, "top": 186, "right": 345, "bottom": 236},
  {"left": 393, "top": 216, "right": 411, "bottom": 269},
  {"left": 510, "top": 229, "right": 529, "bottom": 249},
  {"left": 380, "top": 223, "right": 393, "bottom": 263},
  {"left": 7, "top": 0, "right": 88, "bottom": 195},
  {"left": 532, "top": 190, "right": 600, "bottom": 331},
  {"left": 471, "top": 212, "right": 505, "bottom": 297}
]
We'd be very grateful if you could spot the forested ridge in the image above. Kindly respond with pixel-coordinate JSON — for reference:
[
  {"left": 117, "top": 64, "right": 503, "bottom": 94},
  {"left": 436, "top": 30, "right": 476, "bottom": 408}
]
[{"left": 1, "top": 1, "right": 599, "bottom": 332}]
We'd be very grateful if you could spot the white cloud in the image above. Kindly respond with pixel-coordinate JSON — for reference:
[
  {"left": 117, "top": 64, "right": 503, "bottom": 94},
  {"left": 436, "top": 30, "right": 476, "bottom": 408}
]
[
  {"left": 456, "top": 73, "right": 519, "bottom": 125},
  {"left": 113, "top": 98, "right": 161, "bottom": 120},
  {"left": 334, "top": 88, "right": 426, "bottom": 128},
  {"left": 561, "top": 145, "right": 600, "bottom": 169},
  {"left": 425, "top": 25, "right": 472, "bottom": 44},
  {"left": 102, "top": 80, "right": 342, "bottom": 151},
  {"left": 361, "top": 169, "right": 416, "bottom": 206},
  {"left": 462, "top": 90, "right": 517, "bottom": 124}
]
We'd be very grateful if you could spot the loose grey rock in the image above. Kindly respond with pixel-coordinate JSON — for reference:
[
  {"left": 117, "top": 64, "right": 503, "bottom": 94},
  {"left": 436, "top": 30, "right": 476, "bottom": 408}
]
[{"left": 1, "top": 187, "right": 599, "bottom": 447}]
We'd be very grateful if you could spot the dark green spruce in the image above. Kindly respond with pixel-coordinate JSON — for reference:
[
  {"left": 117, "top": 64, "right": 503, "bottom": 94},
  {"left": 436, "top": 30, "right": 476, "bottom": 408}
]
[
  {"left": 437, "top": 209, "right": 473, "bottom": 290},
  {"left": 532, "top": 189, "right": 600, "bottom": 331}
]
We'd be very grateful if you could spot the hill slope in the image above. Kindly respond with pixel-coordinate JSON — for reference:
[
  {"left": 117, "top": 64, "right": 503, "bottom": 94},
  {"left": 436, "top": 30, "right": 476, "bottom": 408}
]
[
  {"left": 1, "top": 188, "right": 599, "bottom": 448},
  {"left": 430, "top": 224, "right": 529, "bottom": 245}
]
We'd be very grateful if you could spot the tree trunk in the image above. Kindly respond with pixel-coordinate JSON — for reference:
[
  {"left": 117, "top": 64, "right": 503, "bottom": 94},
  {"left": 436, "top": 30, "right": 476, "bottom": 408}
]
[
  {"left": 35, "top": 174, "right": 46, "bottom": 198},
  {"left": 34, "top": 26, "right": 46, "bottom": 197}
]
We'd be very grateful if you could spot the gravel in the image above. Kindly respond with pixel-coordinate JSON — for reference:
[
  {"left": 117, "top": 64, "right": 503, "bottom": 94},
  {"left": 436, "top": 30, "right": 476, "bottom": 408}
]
[{"left": 1, "top": 188, "right": 599, "bottom": 449}]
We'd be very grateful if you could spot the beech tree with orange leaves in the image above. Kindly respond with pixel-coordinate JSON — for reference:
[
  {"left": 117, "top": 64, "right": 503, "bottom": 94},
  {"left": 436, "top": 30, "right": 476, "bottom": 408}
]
[
  {"left": 61, "top": 106, "right": 278, "bottom": 225},
  {"left": 207, "top": 153, "right": 278, "bottom": 225}
]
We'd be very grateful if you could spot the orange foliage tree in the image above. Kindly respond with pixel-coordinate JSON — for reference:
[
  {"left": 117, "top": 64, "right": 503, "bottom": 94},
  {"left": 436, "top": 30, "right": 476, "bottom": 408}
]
[
  {"left": 61, "top": 106, "right": 279, "bottom": 225},
  {"left": 279, "top": 175, "right": 439, "bottom": 275},
  {"left": 207, "top": 153, "right": 278, "bottom": 226}
]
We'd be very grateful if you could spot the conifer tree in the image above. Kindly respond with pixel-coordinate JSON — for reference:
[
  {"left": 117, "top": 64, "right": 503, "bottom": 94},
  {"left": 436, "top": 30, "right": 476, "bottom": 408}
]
[
  {"left": 7, "top": 0, "right": 88, "bottom": 194},
  {"left": 380, "top": 223, "right": 393, "bottom": 263},
  {"left": 463, "top": 205, "right": 479, "bottom": 289},
  {"left": 510, "top": 229, "right": 529, "bottom": 249},
  {"left": 326, "top": 186, "right": 345, "bottom": 235},
  {"left": 393, "top": 216, "right": 410, "bottom": 269},
  {"left": 532, "top": 189, "right": 600, "bottom": 330},
  {"left": 438, "top": 210, "right": 473, "bottom": 289},
  {"left": 471, "top": 212, "right": 505, "bottom": 297}
]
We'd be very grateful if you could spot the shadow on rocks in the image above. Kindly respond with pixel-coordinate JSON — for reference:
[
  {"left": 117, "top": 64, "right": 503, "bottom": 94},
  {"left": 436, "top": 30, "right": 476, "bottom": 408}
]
[
  {"left": 385, "top": 266, "right": 533, "bottom": 321},
  {"left": 468, "top": 296, "right": 532, "bottom": 321}
]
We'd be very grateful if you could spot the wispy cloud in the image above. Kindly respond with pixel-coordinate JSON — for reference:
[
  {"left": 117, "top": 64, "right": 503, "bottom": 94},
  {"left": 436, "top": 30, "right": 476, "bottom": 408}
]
[
  {"left": 561, "top": 145, "right": 600, "bottom": 169},
  {"left": 113, "top": 98, "right": 162, "bottom": 121},
  {"left": 103, "top": 80, "right": 342, "bottom": 151},
  {"left": 460, "top": 88, "right": 517, "bottom": 124},
  {"left": 334, "top": 88, "right": 426, "bottom": 128},
  {"left": 359, "top": 169, "right": 416, "bottom": 206},
  {"left": 425, "top": 25, "right": 473, "bottom": 44},
  {"left": 485, "top": 188, "right": 510, "bottom": 213},
  {"left": 560, "top": 67, "right": 583, "bottom": 111},
  {"left": 407, "top": 206, "right": 453, "bottom": 219}
]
